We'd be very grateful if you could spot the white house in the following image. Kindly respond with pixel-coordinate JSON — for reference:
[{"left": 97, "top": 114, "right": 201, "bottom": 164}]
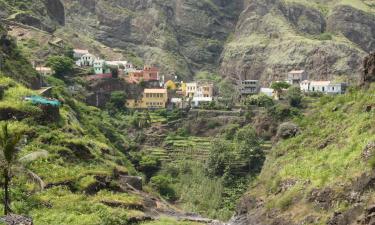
[
  {"left": 287, "top": 70, "right": 308, "bottom": 85},
  {"left": 73, "top": 49, "right": 89, "bottom": 59},
  {"left": 191, "top": 97, "right": 213, "bottom": 107},
  {"left": 300, "top": 80, "right": 347, "bottom": 94},
  {"left": 170, "top": 98, "right": 188, "bottom": 109},
  {"left": 77, "top": 53, "right": 96, "bottom": 67},
  {"left": 35, "top": 66, "right": 53, "bottom": 76},
  {"left": 260, "top": 88, "right": 274, "bottom": 97}
]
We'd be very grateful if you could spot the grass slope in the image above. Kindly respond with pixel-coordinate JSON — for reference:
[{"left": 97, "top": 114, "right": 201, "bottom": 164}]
[{"left": 248, "top": 85, "right": 375, "bottom": 223}]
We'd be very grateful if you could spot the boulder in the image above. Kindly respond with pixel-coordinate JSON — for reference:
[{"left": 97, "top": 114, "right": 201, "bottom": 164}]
[
  {"left": 363, "top": 205, "right": 375, "bottom": 225},
  {"left": 362, "top": 141, "right": 375, "bottom": 161},
  {"left": 119, "top": 175, "right": 143, "bottom": 191},
  {"left": 276, "top": 122, "right": 299, "bottom": 139},
  {"left": 2, "top": 214, "right": 33, "bottom": 225},
  {"left": 362, "top": 52, "right": 375, "bottom": 85},
  {"left": 308, "top": 188, "right": 335, "bottom": 209}
]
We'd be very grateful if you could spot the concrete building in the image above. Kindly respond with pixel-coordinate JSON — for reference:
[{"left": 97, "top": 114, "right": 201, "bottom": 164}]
[
  {"left": 93, "top": 59, "right": 110, "bottom": 75},
  {"left": 260, "top": 88, "right": 274, "bottom": 97},
  {"left": 300, "top": 80, "right": 347, "bottom": 94},
  {"left": 77, "top": 53, "right": 96, "bottom": 67},
  {"left": 196, "top": 83, "right": 214, "bottom": 98},
  {"left": 126, "top": 89, "right": 168, "bottom": 109},
  {"left": 35, "top": 66, "right": 53, "bottom": 76},
  {"left": 73, "top": 49, "right": 89, "bottom": 59},
  {"left": 186, "top": 82, "right": 198, "bottom": 97},
  {"left": 191, "top": 97, "right": 213, "bottom": 107},
  {"left": 287, "top": 70, "right": 308, "bottom": 85},
  {"left": 240, "top": 80, "right": 260, "bottom": 97}
]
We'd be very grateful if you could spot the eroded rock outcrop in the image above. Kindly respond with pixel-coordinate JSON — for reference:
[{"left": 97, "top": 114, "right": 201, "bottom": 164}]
[
  {"left": 62, "top": 0, "right": 244, "bottom": 79},
  {"left": 362, "top": 52, "right": 375, "bottom": 84},
  {"left": 327, "top": 6, "right": 375, "bottom": 53},
  {"left": 220, "top": 0, "right": 372, "bottom": 84}
]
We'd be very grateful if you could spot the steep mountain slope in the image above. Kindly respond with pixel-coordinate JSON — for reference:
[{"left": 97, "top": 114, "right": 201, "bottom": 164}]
[
  {"left": 2, "top": 0, "right": 374, "bottom": 83},
  {"left": 220, "top": 0, "right": 375, "bottom": 84},
  {"left": 228, "top": 54, "right": 375, "bottom": 225},
  {"left": 0, "top": 0, "right": 65, "bottom": 32},
  {"left": 0, "top": 25, "right": 208, "bottom": 225},
  {"left": 61, "top": 0, "right": 244, "bottom": 79}
]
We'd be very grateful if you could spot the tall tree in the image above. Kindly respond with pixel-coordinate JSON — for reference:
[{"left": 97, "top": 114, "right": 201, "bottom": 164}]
[
  {"left": 271, "top": 81, "right": 291, "bottom": 100},
  {"left": 0, "top": 124, "right": 48, "bottom": 215}
]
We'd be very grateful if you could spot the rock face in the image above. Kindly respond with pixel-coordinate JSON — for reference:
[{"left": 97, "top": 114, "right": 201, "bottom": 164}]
[
  {"left": 62, "top": 0, "right": 244, "bottom": 80},
  {"left": 0, "top": 0, "right": 65, "bottom": 32},
  {"left": 362, "top": 52, "right": 375, "bottom": 84},
  {"left": 4, "top": 0, "right": 374, "bottom": 83},
  {"left": 220, "top": 0, "right": 374, "bottom": 84},
  {"left": 327, "top": 6, "right": 375, "bottom": 53}
]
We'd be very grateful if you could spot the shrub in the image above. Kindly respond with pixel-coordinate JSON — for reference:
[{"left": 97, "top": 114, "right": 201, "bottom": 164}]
[
  {"left": 107, "top": 91, "right": 127, "bottom": 110},
  {"left": 207, "top": 120, "right": 220, "bottom": 129},
  {"left": 277, "top": 122, "right": 300, "bottom": 139},
  {"left": 150, "top": 175, "right": 177, "bottom": 201},
  {"left": 222, "top": 124, "right": 240, "bottom": 140},
  {"left": 316, "top": 32, "right": 333, "bottom": 41},
  {"left": 207, "top": 125, "right": 264, "bottom": 177},
  {"left": 286, "top": 86, "right": 303, "bottom": 108},
  {"left": 369, "top": 155, "right": 375, "bottom": 169},
  {"left": 267, "top": 104, "right": 300, "bottom": 121},
  {"left": 139, "top": 155, "right": 161, "bottom": 181},
  {"left": 46, "top": 56, "right": 74, "bottom": 77},
  {"left": 245, "top": 94, "right": 274, "bottom": 108}
]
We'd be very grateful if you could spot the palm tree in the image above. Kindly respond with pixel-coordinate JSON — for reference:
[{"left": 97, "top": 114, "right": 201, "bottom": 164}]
[{"left": 0, "top": 123, "right": 48, "bottom": 215}]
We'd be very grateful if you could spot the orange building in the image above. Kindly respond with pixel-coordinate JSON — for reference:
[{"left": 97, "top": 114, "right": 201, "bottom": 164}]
[{"left": 128, "top": 66, "right": 160, "bottom": 83}]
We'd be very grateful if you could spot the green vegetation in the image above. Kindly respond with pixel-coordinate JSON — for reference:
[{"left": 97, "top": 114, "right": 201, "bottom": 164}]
[
  {"left": 246, "top": 84, "right": 375, "bottom": 223},
  {"left": 46, "top": 56, "right": 74, "bottom": 77},
  {"left": 286, "top": 86, "right": 303, "bottom": 108},
  {"left": 245, "top": 94, "right": 274, "bottom": 108},
  {"left": 106, "top": 91, "right": 127, "bottom": 113},
  {"left": 271, "top": 81, "right": 291, "bottom": 99},
  {"left": 140, "top": 217, "right": 203, "bottom": 225},
  {"left": 0, "top": 123, "right": 47, "bottom": 215}
]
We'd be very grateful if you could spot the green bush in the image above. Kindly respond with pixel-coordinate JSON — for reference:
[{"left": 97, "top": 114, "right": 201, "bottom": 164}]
[
  {"left": 315, "top": 32, "right": 333, "bottom": 41},
  {"left": 139, "top": 155, "right": 161, "bottom": 181},
  {"left": 150, "top": 175, "right": 177, "bottom": 201},
  {"left": 222, "top": 124, "right": 240, "bottom": 140},
  {"left": 286, "top": 86, "right": 303, "bottom": 108},
  {"left": 206, "top": 125, "right": 264, "bottom": 177},
  {"left": 245, "top": 94, "right": 274, "bottom": 108},
  {"left": 267, "top": 104, "right": 300, "bottom": 121},
  {"left": 106, "top": 91, "right": 127, "bottom": 112},
  {"left": 369, "top": 155, "right": 375, "bottom": 169},
  {"left": 46, "top": 56, "right": 74, "bottom": 77}
]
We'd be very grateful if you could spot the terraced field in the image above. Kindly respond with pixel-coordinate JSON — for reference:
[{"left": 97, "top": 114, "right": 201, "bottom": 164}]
[{"left": 142, "top": 136, "right": 212, "bottom": 163}]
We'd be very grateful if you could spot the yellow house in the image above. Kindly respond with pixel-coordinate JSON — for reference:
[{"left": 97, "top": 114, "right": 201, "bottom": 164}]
[{"left": 126, "top": 89, "right": 168, "bottom": 109}]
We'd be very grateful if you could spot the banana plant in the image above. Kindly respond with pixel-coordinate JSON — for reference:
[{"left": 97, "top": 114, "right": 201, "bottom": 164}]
[{"left": 0, "top": 123, "right": 48, "bottom": 215}]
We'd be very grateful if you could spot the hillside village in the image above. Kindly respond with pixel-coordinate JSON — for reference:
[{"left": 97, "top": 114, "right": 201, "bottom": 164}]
[
  {"left": 0, "top": 0, "right": 375, "bottom": 224},
  {"left": 31, "top": 48, "right": 350, "bottom": 113}
]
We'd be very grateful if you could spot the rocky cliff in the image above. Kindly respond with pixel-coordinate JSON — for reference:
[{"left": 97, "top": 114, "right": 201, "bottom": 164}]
[
  {"left": 2, "top": 0, "right": 374, "bottom": 82},
  {"left": 0, "top": 0, "right": 65, "bottom": 32},
  {"left": 220, "top": 0, "right": 375, "bottom": 84},
  {"left": 62, "top": 0, "right": 243, "bottom": 80}
]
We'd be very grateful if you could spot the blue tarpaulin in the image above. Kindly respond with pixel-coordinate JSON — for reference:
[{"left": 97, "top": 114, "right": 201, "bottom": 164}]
[{"left": 25, "top": 95, "right": 61, "bottom": 107}]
